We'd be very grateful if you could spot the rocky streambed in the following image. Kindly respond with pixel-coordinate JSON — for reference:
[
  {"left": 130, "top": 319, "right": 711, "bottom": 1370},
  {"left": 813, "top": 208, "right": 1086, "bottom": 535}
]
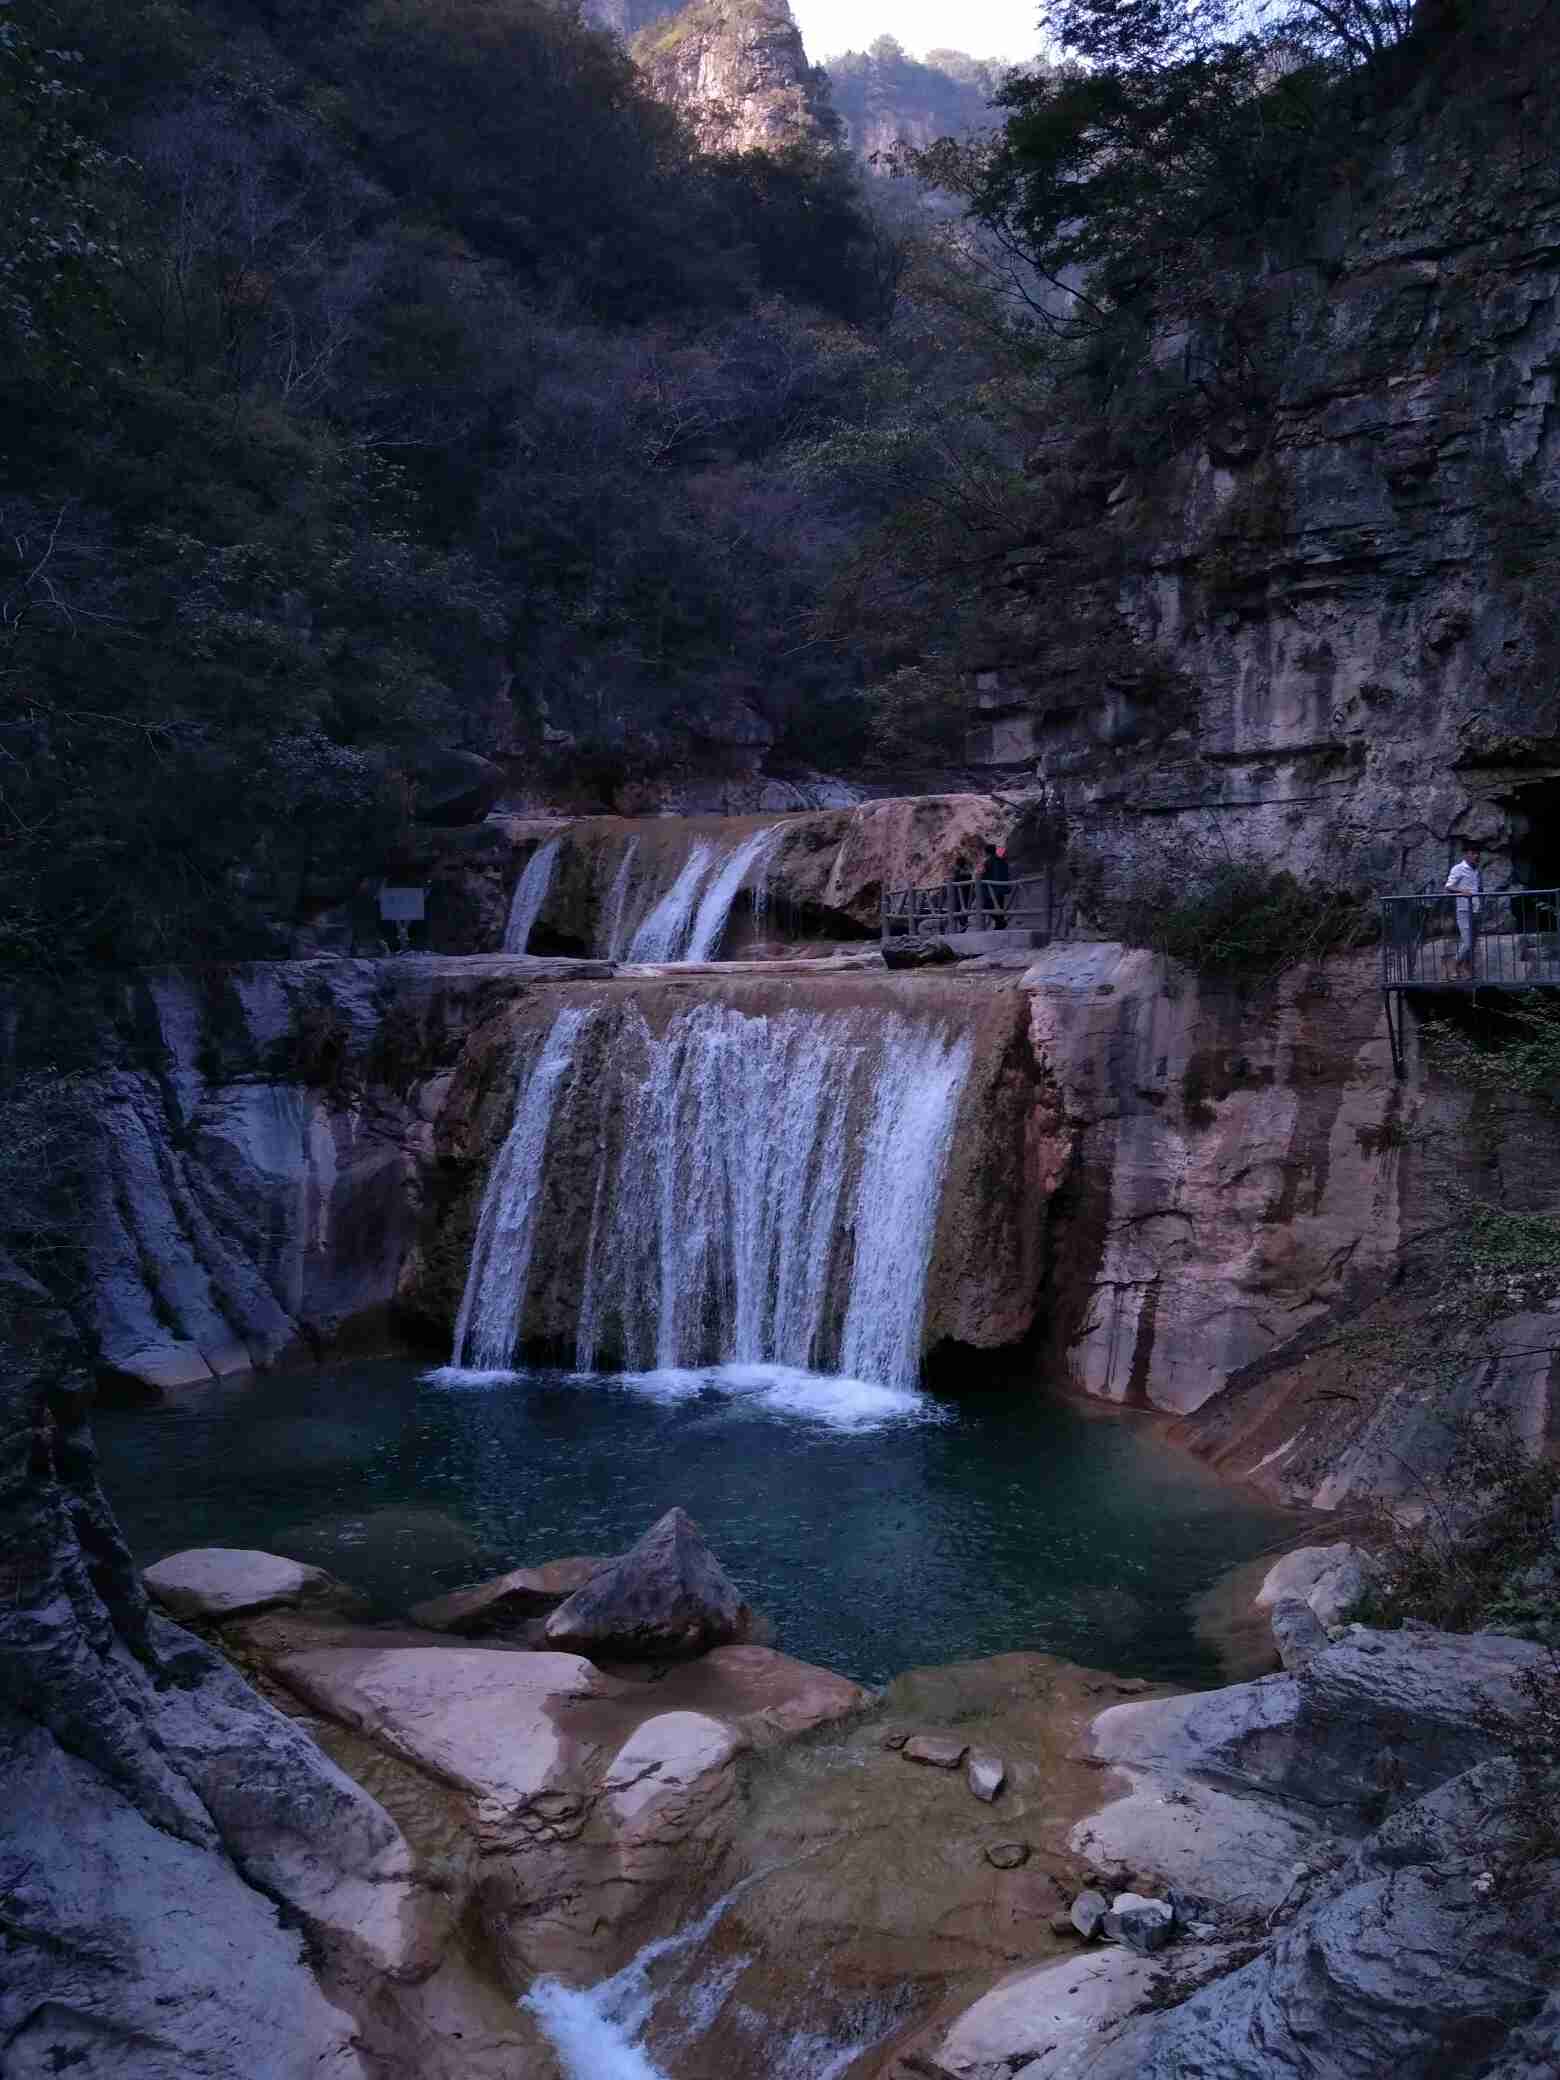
[{"left": 11, "top": 1314, "right": 1556, "bottom": 2080}]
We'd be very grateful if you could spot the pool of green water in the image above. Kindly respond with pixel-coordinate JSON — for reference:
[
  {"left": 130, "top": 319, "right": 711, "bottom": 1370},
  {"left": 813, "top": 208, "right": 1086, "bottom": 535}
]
[{"left": 95, "top": 1357, "right": 1298, "bottom": 1687}]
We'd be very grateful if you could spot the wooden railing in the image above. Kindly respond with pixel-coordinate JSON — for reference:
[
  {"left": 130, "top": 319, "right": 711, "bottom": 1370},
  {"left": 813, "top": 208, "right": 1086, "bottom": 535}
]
[{"left": 882, "top": 870, "right": 1056, "bottom": 939}]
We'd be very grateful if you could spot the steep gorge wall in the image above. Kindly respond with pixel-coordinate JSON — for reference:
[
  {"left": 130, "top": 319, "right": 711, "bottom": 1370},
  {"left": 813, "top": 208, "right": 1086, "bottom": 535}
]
[{"left": 969, "top": 0, "right": 1560, "bottom": 908}]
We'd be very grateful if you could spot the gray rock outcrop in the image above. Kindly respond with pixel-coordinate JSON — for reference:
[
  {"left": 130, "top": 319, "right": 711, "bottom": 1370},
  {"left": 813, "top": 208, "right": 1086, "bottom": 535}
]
[
  {"left": 543, "top": 1506, "right": 752, "bottom": 1659},
  {"left": 0, "top": 1262, "right": 441, "bottom": 2077}
]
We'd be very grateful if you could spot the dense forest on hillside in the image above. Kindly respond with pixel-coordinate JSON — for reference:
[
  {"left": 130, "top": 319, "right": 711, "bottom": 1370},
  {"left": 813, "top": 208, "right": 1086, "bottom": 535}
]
[
  {"left": 0, "top": 0, "right": 909, "bottom": 971},
  {"left": 0, "top": 0, "right": 1466, "bottom": 978}
]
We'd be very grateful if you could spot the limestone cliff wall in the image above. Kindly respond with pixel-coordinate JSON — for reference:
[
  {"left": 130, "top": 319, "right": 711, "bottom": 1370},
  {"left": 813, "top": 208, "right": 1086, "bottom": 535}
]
[
  {"left": 1018, "top": 941, "right": 1560, "bottom": 1508},
  {"left": 968, "top": 0, "right": 1560, "bottom": 907},
  {"left": 68, "top": 957, "right": 607, "bottom": 1394}
]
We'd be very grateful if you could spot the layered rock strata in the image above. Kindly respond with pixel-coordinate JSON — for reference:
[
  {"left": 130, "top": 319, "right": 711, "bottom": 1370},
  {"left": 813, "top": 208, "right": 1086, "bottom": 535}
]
[{"left": 964, "top": 0, "right": 1560, "bottom": 911}]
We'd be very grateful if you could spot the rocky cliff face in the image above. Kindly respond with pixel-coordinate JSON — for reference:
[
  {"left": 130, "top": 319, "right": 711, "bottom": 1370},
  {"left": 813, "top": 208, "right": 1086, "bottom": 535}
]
[
  {"left": 67, "top": 956, "right": 608, "bottom": 1396},
  {"left": 967, "top": 0, "right": 1560, "bottom": 908},
  {"left": 631, "top": 0, "right": 834, "bottom": 154}
]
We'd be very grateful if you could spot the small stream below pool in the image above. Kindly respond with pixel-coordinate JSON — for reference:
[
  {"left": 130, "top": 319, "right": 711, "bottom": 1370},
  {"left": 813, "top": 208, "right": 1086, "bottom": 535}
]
[{"left": 96, "top": 1357, "right": 1299, "bottom": 1686}]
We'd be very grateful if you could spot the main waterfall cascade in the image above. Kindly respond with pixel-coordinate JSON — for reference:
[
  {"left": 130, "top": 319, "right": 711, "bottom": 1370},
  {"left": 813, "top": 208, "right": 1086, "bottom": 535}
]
[
  {"left": 450, "top": 1001, "right": 974, "bottom": 1389},
  {"left": 503, "top": 835, "right": 562, "bottom": 954}
]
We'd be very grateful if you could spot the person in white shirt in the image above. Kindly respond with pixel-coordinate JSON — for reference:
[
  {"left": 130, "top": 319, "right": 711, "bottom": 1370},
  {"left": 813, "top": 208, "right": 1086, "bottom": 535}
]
[{"left": 1445, "top": 840, "right": 1484, "bottom": 977}]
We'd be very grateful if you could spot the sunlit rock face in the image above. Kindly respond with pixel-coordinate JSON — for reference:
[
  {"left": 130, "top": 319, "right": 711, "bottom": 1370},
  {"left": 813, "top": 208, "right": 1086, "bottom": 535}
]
[{"left": 630, "top": 0, "right": 834, "bottom": 156}]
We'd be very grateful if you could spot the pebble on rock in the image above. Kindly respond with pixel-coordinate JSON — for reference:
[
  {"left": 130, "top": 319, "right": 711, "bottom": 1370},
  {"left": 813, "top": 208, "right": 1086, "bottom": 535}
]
[
  {"left": 1103, "top": 1892, "right": 1176, "bottom": 1954},
  {"left": 966, "top": 1750, "right": 1006, "bottom": 1802},
  {"left": 903, "top": 1734, "right": 970, "bottom": 1769},
  {"left": 985, "top": 1842, "right": 1030, "bottom": 1870},
  {"left": 1070, "top": 1888, "right": 1109, "bottom": 1939}
]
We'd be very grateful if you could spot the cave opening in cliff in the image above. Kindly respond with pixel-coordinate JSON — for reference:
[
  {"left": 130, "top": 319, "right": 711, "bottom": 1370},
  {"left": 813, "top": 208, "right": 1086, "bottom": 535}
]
[{"left": 1501, "top": 777, "right": 1560, "bottom": 891}]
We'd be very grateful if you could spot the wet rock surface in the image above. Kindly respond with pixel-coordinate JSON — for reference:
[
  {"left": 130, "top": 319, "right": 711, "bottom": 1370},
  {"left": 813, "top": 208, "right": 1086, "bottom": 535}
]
[
  {"left": 543, "top": 1506, "right": 752, "bottom": 1661},
  {"left": 143, "top": 1546, "right": 352, "bottom": 1622},
  {"left": 408, "top": 1554, "right": 614, "bottom": 1635}
]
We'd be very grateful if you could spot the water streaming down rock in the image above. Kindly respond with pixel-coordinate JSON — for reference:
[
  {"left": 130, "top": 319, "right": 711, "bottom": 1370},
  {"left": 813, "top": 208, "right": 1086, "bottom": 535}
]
[
  {"left": 683, "top": 827, "right": 781, "bottom": 961},
  {"left": 503, "top": 835, "right": 562, "bottom": 954},
  {"left": 450, "top": 1007, "right": 591, "bottom": 1369},
  {"left": 446, "top": 999, "right": 974, "bottom": 1385},
  {"left": 600, "top": 836, "right": 642, "bottom": 959},
  {"left": 622, "top": 827, "right": 779, "bottom": 963},
  {"left": 626, "top": 843, "right": 715, "bottom": 962}
]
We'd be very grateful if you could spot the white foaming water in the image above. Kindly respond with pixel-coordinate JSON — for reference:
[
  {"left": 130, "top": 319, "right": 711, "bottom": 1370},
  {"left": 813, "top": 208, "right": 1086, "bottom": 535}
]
[
  {"left": 449, "top": 1007, "right": 591, "bottom": 1369},
  {"left": 616, "top": 1360, "right": 936, "bottom": 1431},
  {"left": 571, "top": 1004, "right": 971, "bottom": 1388},
  {"left": 600, "top": 835, "right": 641, "bottom": 958},
  {"left": 840, "top": 1022, "right": 975, "bottom": 1389},
  {"left": 454, "top": 1000, "right": 972, "bottom": 1389},
  {"left": 684, "top": 826, "right": 781, "bottom": 961},
  {"left": 625, "top": 842, "right": 715, "bottom": 962},
  {"left": 522, "top": 1883, "right": 744, "bottom": 2080},
  {"left": 502, "top": 835, "right": 562, "bottom": 953}
]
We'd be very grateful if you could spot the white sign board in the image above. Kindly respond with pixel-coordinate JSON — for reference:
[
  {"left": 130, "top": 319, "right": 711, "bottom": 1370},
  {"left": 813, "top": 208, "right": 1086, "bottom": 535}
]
[{"left": 378, "top": 885, "right": 426, "bottom": 923}]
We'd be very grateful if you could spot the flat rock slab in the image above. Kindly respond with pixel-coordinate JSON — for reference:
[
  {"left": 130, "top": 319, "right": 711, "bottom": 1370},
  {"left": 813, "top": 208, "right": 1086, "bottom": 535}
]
[
  {"left": 619, "top": 1644, "right": 869, "bottom": 1747},
  {"left": 144, "top": 1547, "right": 342, "bottom": 1621},
  {"left": 603, "top": 1710, "right": 744, "bottom": 1823},
  {"left": 904, "top": 1735, "right": 970, "bottom": 1769},
  {"left": 271, "top": 1646, "right": 607, "bottom": 1810},
  {"left": 936, "top": 1944, "right": 1164, "bottom": 2078},
  {"left": 409, "top": 1555, "right": 613, "bottom": 1634}
]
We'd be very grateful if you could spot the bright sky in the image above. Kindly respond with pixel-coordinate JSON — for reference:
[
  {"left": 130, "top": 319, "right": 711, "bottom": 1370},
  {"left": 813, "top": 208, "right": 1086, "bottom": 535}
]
[{"left": 791, "top": 0, "right": 1051, "bottom": 65}]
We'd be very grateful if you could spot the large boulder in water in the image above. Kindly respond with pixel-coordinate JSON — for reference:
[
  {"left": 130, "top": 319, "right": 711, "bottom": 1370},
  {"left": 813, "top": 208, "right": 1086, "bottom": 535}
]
[{"left": 542, "top": 1507, "right": 751, "bottom": 1661}]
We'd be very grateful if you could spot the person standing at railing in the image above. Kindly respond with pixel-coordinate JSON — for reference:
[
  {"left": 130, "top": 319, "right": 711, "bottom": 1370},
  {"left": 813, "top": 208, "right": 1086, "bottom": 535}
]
[
  {"left": 978, "top": 843, "right": 1011, "bottom": 929},
  {"left": 1445, "top": 839, "right": 1484, "bottom": 977}
]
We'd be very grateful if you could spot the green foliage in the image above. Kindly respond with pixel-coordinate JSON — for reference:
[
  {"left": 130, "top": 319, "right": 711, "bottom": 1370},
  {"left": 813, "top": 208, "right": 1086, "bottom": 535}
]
[
  {"left": 0, "top": 0, "right": 894, "bottom": 972},
  {"left": 1108, "top": 851, "right": 1366, "bottom": 976},
  {"left": 1429, "top": 996, "right": 1560, "bottom": 1105},
  {"left": 1364, "top": 1407, "right": 1560, "bottom": 1641}
]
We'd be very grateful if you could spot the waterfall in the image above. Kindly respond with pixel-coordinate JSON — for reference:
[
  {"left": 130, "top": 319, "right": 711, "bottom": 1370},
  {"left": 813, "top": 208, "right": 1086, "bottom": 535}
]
[
  {"left": 626, "top": 843, "right": 715, "bottom": 962},
  {"left": 623, "top": 827, "right": 778, "bottom": 963},
  {"left": 448, "top": 1007, "right": 591, "bottom": 1370},
  {"left": 503, "top": 836, "right": 562, "bottom": 954},
  {"left": 565, "top": 1005, "right": 971, "bottom": 1388},
  {"left": 523, "top": 1876, "right": 901, "bottom": 2079},
  {"left": 684, "top": 827, "right": 781, "bottom": 962},
  {"left": 840, "top": 1024, "right": 974, "bottom": 1389},
  {"left": 600, "top": 836, "right": 641, "bottom": 959}
]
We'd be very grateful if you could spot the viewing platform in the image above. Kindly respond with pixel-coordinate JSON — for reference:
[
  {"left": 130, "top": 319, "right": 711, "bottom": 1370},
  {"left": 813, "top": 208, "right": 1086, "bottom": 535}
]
[
  {"left": 881, "top": 871, "right": 1056, "bottom": 955},
  {"left": 1381, "top": 885, "right": 1560, "bottom": 1073}
]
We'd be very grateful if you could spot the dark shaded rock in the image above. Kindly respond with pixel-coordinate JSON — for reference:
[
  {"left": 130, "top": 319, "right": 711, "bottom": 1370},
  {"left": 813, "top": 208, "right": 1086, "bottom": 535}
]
[
  {"left": 1103, "top": 1892, "right": 1175, "bottom": 1954},
  {"left": 882, "top": 935, "right": 966, "bottom": 970},
  {"left": 409, "top": 746, "right": 506, "bottom": 826},
  {"left": 1088, "top": 1759, "right": 1560, "bottom": 2079},
  {"left": 1271, "top": 1596, "right": 1330, "bottom": 1671},
  {"left": 410, "top": 1554, "right": 614, "bottom": 1634},
  {"left": 542, "top": 1507, "right": 751, "bottom": 1661}
]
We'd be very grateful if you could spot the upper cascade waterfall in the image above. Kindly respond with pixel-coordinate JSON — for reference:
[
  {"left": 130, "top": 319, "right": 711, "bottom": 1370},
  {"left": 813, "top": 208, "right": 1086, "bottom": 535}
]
[
  {"left": 503, "top": 835, "right": 562, "bottom": 954},
  {"left": 450, "top": 1000, "right": 972, "bottom": 1387},
  {"left": 621, "top": 826, "right": 779, "bottom": 962}
]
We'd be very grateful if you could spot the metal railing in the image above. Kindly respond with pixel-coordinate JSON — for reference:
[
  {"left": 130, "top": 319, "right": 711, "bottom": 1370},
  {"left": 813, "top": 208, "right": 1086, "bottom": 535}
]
[
  {"left": 882, "top": 870, "right": 1055, "bottom": 939},
  {"left": 1381, "top": 887, "right": 1560, "bottom": 991}
]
